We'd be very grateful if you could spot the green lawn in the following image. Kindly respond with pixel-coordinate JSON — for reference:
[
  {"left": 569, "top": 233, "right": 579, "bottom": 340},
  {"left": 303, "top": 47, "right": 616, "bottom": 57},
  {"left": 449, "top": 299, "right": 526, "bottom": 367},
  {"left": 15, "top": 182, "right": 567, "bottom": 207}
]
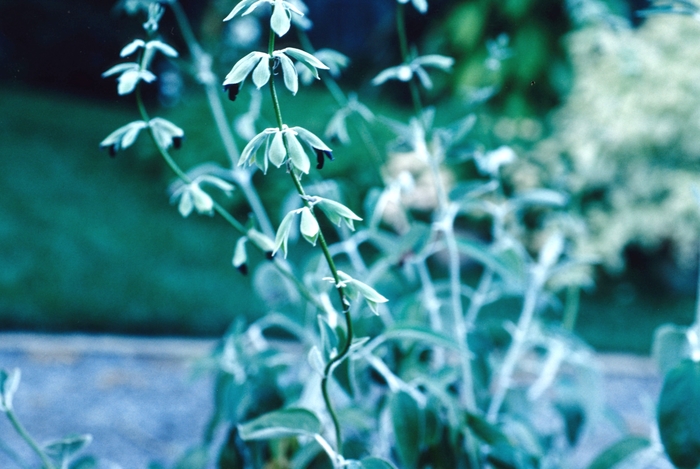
[
  {"left": 0, "top": 84, "right": 694, "bottom": 352},
  {"left": 0, "top": 86, "right": 268, "bottom": 335}
]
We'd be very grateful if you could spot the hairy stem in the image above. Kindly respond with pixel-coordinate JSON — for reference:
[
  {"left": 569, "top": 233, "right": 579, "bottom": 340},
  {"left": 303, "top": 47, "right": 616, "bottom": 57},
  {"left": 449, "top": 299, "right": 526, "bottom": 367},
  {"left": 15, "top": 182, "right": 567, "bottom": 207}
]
[
  {"left": 487, "top": 271, "right": 543, "bottom": 422},
  {"left": 396, "top": 3, "right": 424, "bottom": 120},
  {"left": 6, "top": 410, "right": 56, "bottom": 469},
  {"left": 394, "top": 6, "right": 479, "bottom": 465},
  {"left": 267, "top": 28, "right": 353, "bottom": 458}
]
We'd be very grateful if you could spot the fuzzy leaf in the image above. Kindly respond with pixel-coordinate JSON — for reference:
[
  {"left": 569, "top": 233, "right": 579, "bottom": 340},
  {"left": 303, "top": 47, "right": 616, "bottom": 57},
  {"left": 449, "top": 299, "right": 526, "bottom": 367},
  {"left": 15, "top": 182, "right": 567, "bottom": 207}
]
[
  {"left": 390, "top": 391, "right": 423, "bottom": 469},
  {"left": 318, "top": 315, "right": 339, "bottom": 361},
  {"left": 413, "top": 54, "right": 454, "bottom": 70},
  {"left": 238, "top": 408, "right": 322, "bottom": 440},
  {"left": 380, "top": 324, "right": 460, "bottom": 351},
  {"left": 308, "top": 346, "right": 326, "bottom": 376},
  {"left": 44, "top": 435, "right": 93, "bottom": 467},
  {"left": 147, "top": 39, "right": 178, "bottom": 58},
  {"left": 0, "top": 368, "right": 20, "bottom": 412},
  {"left": 102, "top": 62, "right": 139, "bottom": 78},
  {"left": 371, "top": 67, "right": 402, "bottom": 86},
  {"left": 658, "top": 359, "right": 700, "bottom": 469},
  {"left": 316, "top": 198, "right": 362, "bottom": 230},
  {"left": 586, "top": 436, "right": 650, "bottom": 469},
  {"left": 120, "top": 39, "right": 145, "bottom": 57},
  {"left": 359, "top": 458, "right": 399, "bottom": 469}
]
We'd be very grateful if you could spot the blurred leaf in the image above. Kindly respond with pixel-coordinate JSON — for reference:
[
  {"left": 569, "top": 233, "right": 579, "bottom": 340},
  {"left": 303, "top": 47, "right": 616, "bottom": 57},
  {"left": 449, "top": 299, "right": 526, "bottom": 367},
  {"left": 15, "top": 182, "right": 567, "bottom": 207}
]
[
  {"left": 486, "top": 442, "right": 537, "bottom": 469},
  {"left": 218, "top": 426, "right": 245, "bottom": 469},
  {"left": 556, "top": 402, "right": 586, "bottom": 446},
  {"left": 652, "top": 323, "right": 691, "bottom": 376},
  {"left": 586, "top": 436, "right": 650, "bottom": 469},
  {"left": 44, "top": 434, "right": 92, "bottom": 467},
  {"left": 456, "top": 238, "right": 523, "bottom": 286},
  {"left": 658, "top": 359, "right": 700, "bottom": 468},
  {"left": 318, "top": 315, "right": 339, "bottom": 361},
  {"left": 390, "top": 390, "right": 424, "bottom": 469},
  {"left": 359, "top": 457, "right": 399, "bottom": 469},
  {"left": 381, "top": 324, "right": 460, "bottom": 351},
  {"left": 174, "top": 445, "right": 209, "bottom": 469},
  {"left": 334, "top": 355, "right": 356, "bottom": 398},
  {"left": 238, "top": 408, "right": 322, "bottom": 440},
  {"left": 0, "top": 368, "right": 20, "bottom": 412},
  {"left": 465, "top": 411, "right": 509, "bottom": 446},
  {"left": 308, "top": 346, "right": 326, "bottom": 376},
  {"left": 69, "top": 456, "right": 97, "bottom": 469}
]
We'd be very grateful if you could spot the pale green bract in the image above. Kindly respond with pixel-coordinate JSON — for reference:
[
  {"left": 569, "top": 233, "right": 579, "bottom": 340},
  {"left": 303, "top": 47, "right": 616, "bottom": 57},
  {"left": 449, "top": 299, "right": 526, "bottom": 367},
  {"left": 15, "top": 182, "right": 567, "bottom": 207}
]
[
  {"left": 239, "top": 125, "right": 331, "bottom": 174},
  {"left": 0, "top": 368, "right": 20, "bottom": 413},
  {"left": 372, "top": 54, "right": 454, "bottom": 90},
  {"left": 223, "top": 48, "right": 328, "bottom": 95},
  {"left": 223, "top": 0, "right": 305, "bottom": 37},
  {"left": 324, "top": 271, "right": 389, "bottom": 315},
  {"left": 397, "top": 0, "right": 428, "bottom": 14},
  {"left": 170, "top": 176, "right": 234, "bottom": 217},
  {"left": 102, "top": 63, "right": 156, "bottom": 95}
]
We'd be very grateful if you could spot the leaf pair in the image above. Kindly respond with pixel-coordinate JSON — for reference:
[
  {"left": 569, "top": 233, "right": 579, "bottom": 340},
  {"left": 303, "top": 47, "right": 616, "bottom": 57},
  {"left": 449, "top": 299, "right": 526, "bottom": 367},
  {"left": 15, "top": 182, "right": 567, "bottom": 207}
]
[
  {"left": 238, "top": 408, "right": 397, "bottom": 468},
  {"left": 372, "top": 54, "right": 454, "bottom": 90},
  {"left": 224, "top": 0, "right": 305, "bottom": 37}
]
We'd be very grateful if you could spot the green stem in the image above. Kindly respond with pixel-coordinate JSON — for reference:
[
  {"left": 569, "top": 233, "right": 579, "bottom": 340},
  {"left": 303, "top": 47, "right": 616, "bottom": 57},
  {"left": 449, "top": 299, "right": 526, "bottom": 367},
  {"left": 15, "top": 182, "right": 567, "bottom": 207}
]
[
  {"left": 396, "top": 3, "right": 424, "bottom": 120},
  {"left": 562, "top": 285, "right": 580, "bottom": 332},
  {"left": 267, "top": 28, "right": 353, "bottom": 458},
  {"left": 6, "top": 410, "right": 56, "bottom": 469},
  {"left": 295, "top": 29, "right": 384, "bottom": 178},
  {"left": 170, "top": 1, "right": 277, "bottom": 238}
]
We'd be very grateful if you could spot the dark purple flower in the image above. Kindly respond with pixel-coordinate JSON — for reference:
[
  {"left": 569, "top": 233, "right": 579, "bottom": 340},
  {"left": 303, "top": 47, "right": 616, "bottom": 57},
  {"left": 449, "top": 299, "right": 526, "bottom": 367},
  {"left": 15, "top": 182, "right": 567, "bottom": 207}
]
[
  {"left": 315, "top": 148, "right": 334, "bottom": 169},
  {"left": 224, "top": 83, "right": 241, "bottom": 102}
]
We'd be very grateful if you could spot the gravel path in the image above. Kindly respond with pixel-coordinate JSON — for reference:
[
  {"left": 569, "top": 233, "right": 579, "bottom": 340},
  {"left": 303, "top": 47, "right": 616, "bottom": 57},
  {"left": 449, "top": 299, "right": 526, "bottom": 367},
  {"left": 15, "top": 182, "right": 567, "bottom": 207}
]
[{"left": 0, "top": 333, "right": 665, "bottom": 469}]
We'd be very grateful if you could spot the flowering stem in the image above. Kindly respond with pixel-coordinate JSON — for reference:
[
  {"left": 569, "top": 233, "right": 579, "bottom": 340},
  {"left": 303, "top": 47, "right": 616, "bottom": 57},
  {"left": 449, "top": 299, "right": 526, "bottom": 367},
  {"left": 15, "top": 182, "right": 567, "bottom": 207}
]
[
  {"left": 396, "top": 3, "right": 424, "bottom": 120},
  {"left": 169, "top": 1, "right": 275, "bottom": 239},
  {"left": 5, "top": 409, "right": 56, "bottom": 469},
  {"left": 267, "top": 27, "right": 354, "bottom": 458}
]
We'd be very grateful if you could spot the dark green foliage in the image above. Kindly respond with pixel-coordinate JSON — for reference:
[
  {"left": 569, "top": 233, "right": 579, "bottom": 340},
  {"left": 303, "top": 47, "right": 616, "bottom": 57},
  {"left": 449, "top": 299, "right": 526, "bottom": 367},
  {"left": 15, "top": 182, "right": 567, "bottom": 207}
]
[
  {"left": 658, "top": 359, "right": 700, "bottom": 469},
  {"left": 586, "top": 436, "right": 650, "bottom": 469}
]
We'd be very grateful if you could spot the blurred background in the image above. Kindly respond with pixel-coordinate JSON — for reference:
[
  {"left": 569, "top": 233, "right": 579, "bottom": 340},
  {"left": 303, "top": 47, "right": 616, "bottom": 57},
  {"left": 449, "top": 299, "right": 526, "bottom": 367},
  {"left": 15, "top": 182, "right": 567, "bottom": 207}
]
[{"left": 1, "top": 0, "right": 699, "bottom": 353}]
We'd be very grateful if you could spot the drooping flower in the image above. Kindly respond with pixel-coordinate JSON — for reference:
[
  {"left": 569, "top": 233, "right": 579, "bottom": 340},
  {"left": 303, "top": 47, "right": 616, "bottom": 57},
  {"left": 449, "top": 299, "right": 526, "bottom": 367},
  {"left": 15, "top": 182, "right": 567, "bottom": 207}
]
[
  {"left": 239, "top": 125, "right": 332, "bottom": 174},
  {"left": 222, "top": 48, "right": 328, "bottom": 99},
  {"left": 170, "top": 176, "right": 234, "bottom": 217}
]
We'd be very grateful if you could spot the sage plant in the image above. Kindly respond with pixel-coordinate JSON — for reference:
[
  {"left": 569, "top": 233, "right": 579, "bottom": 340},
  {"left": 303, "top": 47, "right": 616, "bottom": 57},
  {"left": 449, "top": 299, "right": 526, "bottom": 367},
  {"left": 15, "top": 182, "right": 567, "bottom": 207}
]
[{"left": 97, "top": 1, "right": 599, "bottom": 468}]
